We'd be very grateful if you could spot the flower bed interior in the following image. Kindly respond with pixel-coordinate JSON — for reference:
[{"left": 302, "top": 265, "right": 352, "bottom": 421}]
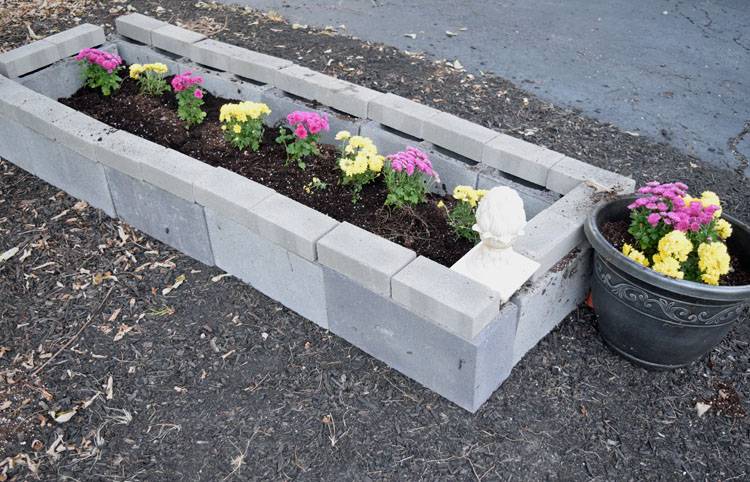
[{"left": 61, "top": 77, "right": 474, "bottom": 267}]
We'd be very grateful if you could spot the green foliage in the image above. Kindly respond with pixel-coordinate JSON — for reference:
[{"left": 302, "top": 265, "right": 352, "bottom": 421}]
[
  {"left": 176, "top": 88, "right": 206, "bottom": 129},
  {"left": 383, "top": 168, "right": 429, "bottom": 208},
  {"left": 224, "top": 118, "right": 265, "bottom": 152},
  {"left": 275, "top": 128, "right": 320, "bottom": 170},
  {"left": 81, "top": 63, "right": 122, "bottom": 96},
  {"left": 628, "top": 208, "right": 671, "bottom": 253},
  {"left": 447, "top": 201, "right": 480, "bottom": 243},
  {"left": 137, "top": 72, "right": 169, "bottom": 97}
]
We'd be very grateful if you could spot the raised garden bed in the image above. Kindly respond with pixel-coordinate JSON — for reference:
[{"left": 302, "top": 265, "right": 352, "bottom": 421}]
[{"left": 0, "top": 17, "right": 634, "bottom": 412}]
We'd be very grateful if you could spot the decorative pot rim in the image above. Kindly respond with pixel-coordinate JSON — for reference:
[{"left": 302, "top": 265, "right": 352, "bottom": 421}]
[{"left": 584, "top": 195, "right": 750, "bottom": 302}]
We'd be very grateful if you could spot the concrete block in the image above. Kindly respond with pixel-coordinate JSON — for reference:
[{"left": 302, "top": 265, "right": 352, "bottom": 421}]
[
  {"left": 151, "top": 24, "right": 206, "bottom": 59},
  {"left": 190, "top": 38, "right": 244, "bottom": 72},
  {"left": 49, "top": 111, "right": 116, "bottom": 161},
  {"left": 422, "top": 112, "right": 499, "bottom": 161},
  {"left": 194, "top": 167, "right": 275, "bottom": 231},
  {"left": 0, "top": 75, "right": 38, "bottom": 119},
  {"left": 392, "top": 256, "right": 500, "bottom": 340},
  {"left": 321, "top": 111, "right": 363, "bottom": 146},
  {"left": 115, "top": 13, "right": 167, "bottom": 45},
  {"left": 273, "top": 65, "right": 348, "bottom": 102},
  {"left": 514, "top": 208, "right": 585, "bottom": 279},
  {"left": 205, "top": 208, "right": 328, "bottom": 328},
  {"left": 325, "top": 268, "right": 519, "bottom": 412},
  {"left": 98, "top": 130, "right": 167, "bottom": 180},
  {"left": 231, "top": 49, "right": 293, "bottom": 85},
  {"left": 140, "top": 148, "right": 215, "bottom": 202},
  {"left": 317, "top": 222, "right": 416, "bottom": 297},
  {"left": 106, "top": 167, "right": 214, "bottom": 265},
  {"left": 251, "top": 194, "right": 339, "bottom": 261},
  {"left": 24, "top": 127, "right": 117, "bottom": 217},
  {"left": 19, "top": 44, "right": 118, "bottom": 100},
  {"left": 546, "top": 155, "right": 636, "bottom": 195},
  {"left": 317, "top": 81, "right": 383, "bottom": 119},
  {"left": 11, "top": 95, "right": 76, "bottom": 137},
  {"left": 511, "top": 246, "right": 592, "bottom": 365},
  {"left": 46, "top": 24, "right": 106, "bottom": 58},
  {"left": 360, "top": 121, "right": 421, "bottom": 157},
  {"left": 477, "top": 165, "right": 560, "bottom": 220},
  {"left": 481, "top": 133, "right": 565, "bottom": 187},
  {"left": 176, "top": 61, "right": 266, "bottom": 102},
  {"left": 419, "top": 142, "right": 479, "bottom": 196},
  {"left": 115, "top": 39, "right": 181, "bottom": 75},
  {"left": 549, "top": 182, "right": 603, "bottom": 224},
  {"left": 0, "top": 118, "right": 36, "bottom": 175},
  {"left": 0, "top": 40, "right": 59, "bottom": 78},
  {"left": 367, "top": 93, "right": 441, "bottom": 139}
]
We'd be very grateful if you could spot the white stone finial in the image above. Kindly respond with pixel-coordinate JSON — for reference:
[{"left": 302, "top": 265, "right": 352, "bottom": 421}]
[{"left": 451, "top": 186, "right": 540, "bottom": 303}]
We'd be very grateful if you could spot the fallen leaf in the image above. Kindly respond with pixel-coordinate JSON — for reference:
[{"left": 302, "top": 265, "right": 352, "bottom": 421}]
[
  {"left": 50, "top": 408, "right": 77, "bottom": 423},
  {"left": 0, "top": 247, "right": 19, "bottom": 263},
  {"left": 162, "top": 274, "right": 186, "bottom": 295},
  {"left": 211, "top": 273, "right": 231, "bottom": 282},
  {"left": 0, "top": 400, "right": 11, "bottom": 411},
  {"left": 696, "top": 401, "right": 711, "bottom": 417},
  {"left": 113, "top": 324, "right": 133, "bottom": 342},
  {"left": 108, "top": 308, "right": 122, "bottom": 322},
  {"left": 105, "top": 375, "right": 114, "bottom": 400}
]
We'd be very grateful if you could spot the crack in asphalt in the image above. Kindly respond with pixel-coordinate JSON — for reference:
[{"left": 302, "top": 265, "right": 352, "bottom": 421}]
[{"left": 728, "top": 120, "right": 750, "bottom": 173}]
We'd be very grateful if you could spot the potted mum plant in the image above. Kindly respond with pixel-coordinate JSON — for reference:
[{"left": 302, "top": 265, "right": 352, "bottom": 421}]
[{"left": 584, "top": 182, "right": 750, "bottom": 369}]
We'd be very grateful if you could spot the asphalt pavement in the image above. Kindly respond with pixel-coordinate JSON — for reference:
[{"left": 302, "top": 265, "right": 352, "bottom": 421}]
[{"left": 221, "top": 0, "right": 750, "bottom": 174}]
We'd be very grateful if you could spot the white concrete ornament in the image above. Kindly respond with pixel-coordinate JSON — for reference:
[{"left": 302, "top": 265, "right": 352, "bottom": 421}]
[{"left": 451, "top": 186, "right": 540, "bottom": 303}]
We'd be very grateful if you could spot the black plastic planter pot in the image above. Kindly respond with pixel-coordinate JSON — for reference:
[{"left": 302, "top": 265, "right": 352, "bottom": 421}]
[{"left": 584, "top": 196, "right": 750, "bottom": 369}]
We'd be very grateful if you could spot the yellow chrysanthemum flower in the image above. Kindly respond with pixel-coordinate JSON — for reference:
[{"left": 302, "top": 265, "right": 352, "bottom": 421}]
[
  {"left": 715, "top": 218, "right": 732, "bottom": 239},
  {"left": 233, "top": 124, "right": 242, "bottom": 134},
  {"left": 657, "top": 231, "right": 693, "bottom": 262},
  {"left": 700, "top": 191, "right": 722, "bottom": 217},
  {"left": 452, "top": 185, "right": 486, "bottom": 208},
  {"left": 701, "top": 273, "right": 720, "bottom": 286},
  {"left": 622, "top": 243, "right": 650, "bottom": 267},
  {"left": 697, "top": 242, "right": 730, "bottom": 278},
  {"left": 335, "top": 130, "right": 351, "bottom": 141},
  {"left": 652, "top": 253, "right": 685, "bottom": 280},
  {"left": 219, "top": 102, "right": 271, "bottom": 123}
]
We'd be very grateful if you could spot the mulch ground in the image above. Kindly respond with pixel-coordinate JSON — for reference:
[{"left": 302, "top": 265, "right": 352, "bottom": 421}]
[{"left": 1, "top": 1, "right": 748, "bottom": 480}]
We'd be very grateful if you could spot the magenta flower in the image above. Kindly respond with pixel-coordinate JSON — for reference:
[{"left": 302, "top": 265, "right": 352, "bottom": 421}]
[
  {"left": 295, "top": 124, "right": 308, "bottom": 139},
  {"left": 387, "top": 147, "right": 437, "bottom": 178},
  {"left": 76, "top": 48, "right": 122, "bottom": 73},
  {"left": 286, "top": 111, "right": 328, "bottom": 140},
  {"left": 194, "top": 89, "right": 203, "bottom": 99},
  {"left": 171, "top": 71, "right": 204, "bottom": 92}
]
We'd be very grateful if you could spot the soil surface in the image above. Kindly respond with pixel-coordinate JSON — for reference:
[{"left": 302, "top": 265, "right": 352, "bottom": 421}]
[
  {"left": 61, "top": 77, "right": 473, "bottom": 267},
  {"left": 1, "top": 1, "right": 749, "bottom": 481}
]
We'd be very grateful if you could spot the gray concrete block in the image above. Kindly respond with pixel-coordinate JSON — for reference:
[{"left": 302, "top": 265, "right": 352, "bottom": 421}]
[
  {"left": 205, "top": 208, "right": 328, "bottom": 328},
  {"left": 273, "top": 64, "right": 348, "bottom": 102},
  {"left": 20, "top": 48, "right": 109, "bottom": 99},
  {"left": 514, "top": 208, "right": 585, "bottom": 280},
  {"left": 367, "top": 93, "right": 441, "bottom": 139},
  {"left": 511, "top": 245, "right": 592, "bottom": 365},
  {"left": 321, "top": 111, "right": 363, "bottom": 146},
  {"left": 317, "top": 81, "right": 383, "bottom": 119},
  {"left": 0, "top": 118, "right": 36, "bottom": 175},
  {"left": 360, "top": 121, "right": 421, "bottom": 157},
  {"left": 325, "top": 268, "right": 519, "bottom": 412},
  {"left": 24, "top": 127, "right": 116, "bottom": 217},
  {"left": 177, "top": 62, "right": 266, "bottom": 102},
  {"left": 549, "top": 182, "right": 602, "bottom": 224},
  {"left": 0, "top": 40, "right": 59, "bottom": 78},
  {"left": 422, "top": 112, "right": 499, "bottom": 161},
  {"left": 418, "top": 142, "right": 479, "bottom": 196},
  {"left": 190, "top": 38, "right": 244, "bottom": 72},
  {"left": 46, "top": 24, "right": 106, "bottom": 58},
  {"left": 251, "top": 194, "right": 339, "bottom": 261},
  {"left": 98, "top": 130, "right": 167, "bottom": 180},
  {"left": 49, "top": 111, "right": 116, "bottom": 161},
  {"left": 231, "top": 48, "right": 292, "bottom": 85},
  {"left": 546, "top": 155, "right": 636, "bottom": 195},
  {"left": 151, "top": 24, "right": 206, "bottom": 59},
  {"left": 477, "top": 165, "right": 560, "bottom": 220},
  {"left": 0, "top": 75, "right": 38, "bottom": 118},
  {"left": 106, "top": 167, "right": 214, "bottom": 265},
  {"left": 317, "top": 222, "right": 416, "bottom": 297},
  {"left": 481, "top": 133, "right": 565, "bottom": 187},
  {"left": 392, "top": 256, "right": 500, "bottom": 340},
  {"left": 115, "top": 13, "right": 167, "bottom": 45},
  {"left": 194, "top": 167, "right": 275, "bottom": 231},
  {"left": 140, "top": 148, "right": 215, "bottom": 202},
  {"left": 12, "top": 95, "right": 76, "bottom": 137},
  {"left": 115, "top": 39, "right": 181, "bottom": 75}
]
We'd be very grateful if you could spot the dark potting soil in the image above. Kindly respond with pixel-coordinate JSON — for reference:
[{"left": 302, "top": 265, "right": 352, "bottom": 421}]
[
  {"left": 60, "top": 77, "right": 474, "bottom": 267},
  {"left": 601, "top": 219, "right": 750, "bottom": 286}
]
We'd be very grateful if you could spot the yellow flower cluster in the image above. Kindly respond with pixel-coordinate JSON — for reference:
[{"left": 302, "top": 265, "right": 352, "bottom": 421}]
[
  {"left": 219, "top": 102, "right": 271, "bottom": 123},
  {"left": 338, "top": 134, "right": 384, "bottom": 177},
  {"left": 452, "top": 185, "right": 488, "bottom": 208},
  {"left": 622, "top": 244, "right": 650, "bottom": 267},
  {"left": 657, "top": 231, "right": 693, "bottom": 262},
  {"left": 652, "top": 253, "right": 685, "bottom": 280},
  {"left": 697, "top": 242, "right": 730, "bottom": 285},
  {"left": 129, "top": 63, "right": 168, "bottom": 79},
  {"left": 715, "top": 218, "right": 732, "bottom": 239},
  {"left": 683, "top": 190, "right": 722, "bottom": 217}
]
